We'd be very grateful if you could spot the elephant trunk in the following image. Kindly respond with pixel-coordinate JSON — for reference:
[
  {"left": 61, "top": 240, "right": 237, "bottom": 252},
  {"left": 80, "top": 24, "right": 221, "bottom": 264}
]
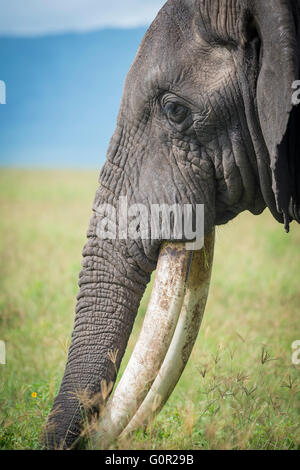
[
  {"left": 44, "top": 206, "right": 151, "bottom": 449},
  {"left": 44, "top": 155, "right": 215, "bottom": 449}
]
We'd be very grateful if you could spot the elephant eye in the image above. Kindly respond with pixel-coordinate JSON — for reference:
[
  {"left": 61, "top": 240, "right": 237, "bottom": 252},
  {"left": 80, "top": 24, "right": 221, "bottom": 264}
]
[{"left": 162, "top": 100, "right": 189, "bottom": 124}]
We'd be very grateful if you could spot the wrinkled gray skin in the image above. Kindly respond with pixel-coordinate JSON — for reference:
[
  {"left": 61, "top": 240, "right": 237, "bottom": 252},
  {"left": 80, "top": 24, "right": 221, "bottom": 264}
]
[{"left": 45, "top": 0, "right": 300, "bottom": 449}]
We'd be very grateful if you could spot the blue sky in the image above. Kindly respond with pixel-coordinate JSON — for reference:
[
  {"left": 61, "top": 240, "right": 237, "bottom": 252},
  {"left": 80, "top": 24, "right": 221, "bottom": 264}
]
[{"left": 0, "top": 1, "right": 165, "bottom": 168}]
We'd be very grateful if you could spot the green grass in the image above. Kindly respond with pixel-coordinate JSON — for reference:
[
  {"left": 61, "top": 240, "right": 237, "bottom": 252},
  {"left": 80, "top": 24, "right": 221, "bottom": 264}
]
[{"left": 0, "top": 168, "right": 299, "bottom": 450}]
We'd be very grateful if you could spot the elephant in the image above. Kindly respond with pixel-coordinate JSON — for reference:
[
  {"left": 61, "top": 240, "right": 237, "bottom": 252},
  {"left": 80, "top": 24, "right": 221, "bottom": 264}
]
[{"left": 44, "top": 0, "right": 300, "bottom": 449}]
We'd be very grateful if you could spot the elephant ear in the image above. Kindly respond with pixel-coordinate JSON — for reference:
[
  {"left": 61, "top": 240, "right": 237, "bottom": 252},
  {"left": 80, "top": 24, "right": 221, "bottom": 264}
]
[{"left": 248, "top": 0, "right": 300, "bottom": 230}]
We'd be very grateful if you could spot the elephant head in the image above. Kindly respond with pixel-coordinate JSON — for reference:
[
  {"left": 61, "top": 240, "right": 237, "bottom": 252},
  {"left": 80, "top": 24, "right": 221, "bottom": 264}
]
[{"left": 44, "top": 0, "right": 300, "bottom": 449}]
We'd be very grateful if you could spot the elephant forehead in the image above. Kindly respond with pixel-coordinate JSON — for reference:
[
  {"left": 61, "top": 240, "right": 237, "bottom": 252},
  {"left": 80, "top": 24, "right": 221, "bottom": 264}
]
[
  {"left": 140, "top": 0, "right": 242, "bottom": 56},
  {"left": 124, "top": 0, "right": 238, "bottom": 111}
]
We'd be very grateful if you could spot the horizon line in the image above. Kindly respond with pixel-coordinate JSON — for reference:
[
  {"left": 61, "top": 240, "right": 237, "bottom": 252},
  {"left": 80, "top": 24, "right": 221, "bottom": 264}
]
[{"left": 0, "top": 24, "right": 150, "bottom": 40}]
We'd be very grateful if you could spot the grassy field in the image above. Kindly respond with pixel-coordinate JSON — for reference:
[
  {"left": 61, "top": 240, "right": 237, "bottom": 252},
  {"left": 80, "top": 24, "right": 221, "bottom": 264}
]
[{"left": 0, "top": 168, "right": 299, "bottom": 450}]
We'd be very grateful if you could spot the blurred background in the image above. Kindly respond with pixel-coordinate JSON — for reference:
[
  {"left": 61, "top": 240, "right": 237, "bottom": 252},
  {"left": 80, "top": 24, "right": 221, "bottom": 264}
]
[
  {"left": 0, "top": 0, "right": 165, "bottom": 168},
  {"left": 0, "top": 0, "right": 299, "bottom": 451}
]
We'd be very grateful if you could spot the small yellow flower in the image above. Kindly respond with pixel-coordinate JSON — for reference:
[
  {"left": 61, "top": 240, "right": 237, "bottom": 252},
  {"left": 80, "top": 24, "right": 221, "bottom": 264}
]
[{"left": 32, "top": 392, "right": 37, "bottom": 398}]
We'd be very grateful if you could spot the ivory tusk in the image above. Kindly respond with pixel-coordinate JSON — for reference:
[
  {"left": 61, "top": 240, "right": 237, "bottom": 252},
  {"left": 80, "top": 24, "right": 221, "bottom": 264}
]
[
  {"left": 122, "top": 231, "right": 215, "bottom": 437},
  {"left": 93, "top": 243, "right": 193, "bottom": 449}
]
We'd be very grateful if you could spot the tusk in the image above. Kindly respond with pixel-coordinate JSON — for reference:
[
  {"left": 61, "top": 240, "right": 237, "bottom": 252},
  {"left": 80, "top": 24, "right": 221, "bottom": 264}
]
[
  {"left": 93, "top": 242, "right": 193, "bottom": 449},
  {"left": 122, "top": 230, "right": 215, "bottom": 436}
]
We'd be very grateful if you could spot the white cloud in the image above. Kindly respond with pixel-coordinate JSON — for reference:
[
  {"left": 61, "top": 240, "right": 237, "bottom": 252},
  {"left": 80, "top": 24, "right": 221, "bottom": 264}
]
[{"left": 0, "top": 0, "right": 166, "bottom": 36}]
